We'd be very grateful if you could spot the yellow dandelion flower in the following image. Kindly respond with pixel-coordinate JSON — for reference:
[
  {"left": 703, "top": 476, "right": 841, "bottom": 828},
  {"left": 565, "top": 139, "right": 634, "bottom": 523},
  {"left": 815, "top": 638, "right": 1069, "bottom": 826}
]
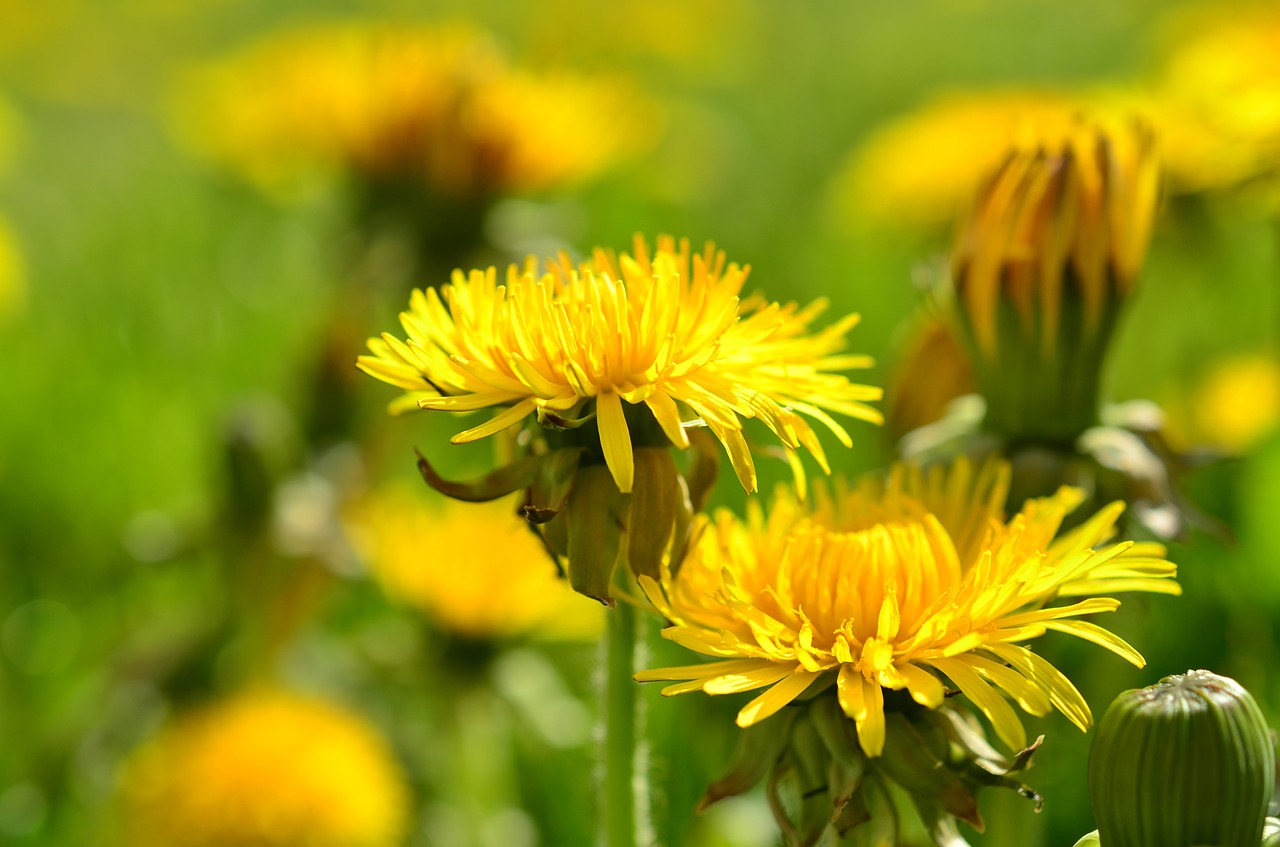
[
  {"left": 1153, "top": 5, "right": 1280, "bottom": 194},
  {"left": 177, "top": 22, "right": 655, "bottom": 200},
  {"left": 118, "top": 691, "right": 408, "bottom": 847},
  {"left": 831, "top": 90, "right": 1142, "bottom": 231},
  {"left": 637, "top": 458, "right": 1179, "bottom": 758},
  {"left": 346, "top": 485, "right": 602, "bottom": 640},
  {"left": 358, "top": 235, "right": 882, "bottom": 495},
  {"left": 952, "top": 117, "right": 1159, "bottom": 442}
]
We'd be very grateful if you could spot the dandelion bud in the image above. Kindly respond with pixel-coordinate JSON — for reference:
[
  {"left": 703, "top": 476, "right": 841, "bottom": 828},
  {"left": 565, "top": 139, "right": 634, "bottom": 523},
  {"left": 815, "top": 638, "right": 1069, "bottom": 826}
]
[
  {"left": 1089, "top": 670, "right": 1276, "bottom": 847},
  {"left": 952, "top": 118, "right": 1158, "bottom": 445}
]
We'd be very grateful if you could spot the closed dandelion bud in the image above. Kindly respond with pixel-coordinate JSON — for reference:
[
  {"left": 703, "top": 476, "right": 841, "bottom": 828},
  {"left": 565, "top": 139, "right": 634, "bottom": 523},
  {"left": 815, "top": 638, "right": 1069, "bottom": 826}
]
[
  {"left": 1072, "top": 831, "right": 1101, "bottom": 847},
  {"left": 1089, "top": 670, "right": 1276, "bottom": 847},
  {"left": 952, "top": 117, "right": 1158, "bottom": 445}
]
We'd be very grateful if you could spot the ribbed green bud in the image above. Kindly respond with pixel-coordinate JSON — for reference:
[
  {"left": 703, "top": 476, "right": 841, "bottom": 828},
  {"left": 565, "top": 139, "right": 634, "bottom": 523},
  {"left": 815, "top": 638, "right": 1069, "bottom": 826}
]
[
  {"left": 1089, "top": 670, "right": 1276, "bottom": 847},
  {"left": 1072, "top": 831, "right": 1100, "bottom": 847}
]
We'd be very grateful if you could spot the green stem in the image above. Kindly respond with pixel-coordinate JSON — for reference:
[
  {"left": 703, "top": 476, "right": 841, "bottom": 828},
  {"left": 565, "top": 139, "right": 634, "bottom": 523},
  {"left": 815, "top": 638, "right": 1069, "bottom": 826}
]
[{"left": 603, "top": 601, "right": 642, "bottom": 847}]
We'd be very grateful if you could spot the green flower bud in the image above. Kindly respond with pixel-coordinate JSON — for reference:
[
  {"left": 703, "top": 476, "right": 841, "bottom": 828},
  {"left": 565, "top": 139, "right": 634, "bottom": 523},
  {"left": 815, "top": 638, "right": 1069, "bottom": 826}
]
[{"left": 1089, "top": 670, "right": 1276, "bottom": 847}]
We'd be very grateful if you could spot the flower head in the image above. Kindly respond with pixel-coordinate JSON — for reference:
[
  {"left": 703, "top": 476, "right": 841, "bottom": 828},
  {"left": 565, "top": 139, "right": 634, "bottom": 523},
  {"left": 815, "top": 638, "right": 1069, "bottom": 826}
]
[
  {"left": 359, "top": 235, "right": 882, "bottom": 496},
  {"left": 176, "top": 23, "right": 655, "bottom": 200},
  {"left": 345, "top": 485, "right": 602, "bottom": 641},
  {"left": 951, "top": 117, "right": 1159, "bottom": 442},
  {"left": 637, "top": 458, "right": 1179, "bottom": 758},
  {"left": 118, "top": 691, "right": 408, "bottom": 847}
]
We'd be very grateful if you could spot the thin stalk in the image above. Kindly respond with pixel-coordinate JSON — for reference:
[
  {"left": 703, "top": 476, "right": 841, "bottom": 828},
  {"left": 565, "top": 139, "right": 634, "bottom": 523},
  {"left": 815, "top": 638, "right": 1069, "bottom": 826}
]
[{"left": 602, "top": 601, "right": 642, "bottom": 847}]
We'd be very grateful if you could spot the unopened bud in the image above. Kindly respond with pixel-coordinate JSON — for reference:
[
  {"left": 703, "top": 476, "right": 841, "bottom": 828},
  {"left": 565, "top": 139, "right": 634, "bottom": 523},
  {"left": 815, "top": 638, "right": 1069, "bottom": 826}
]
[{"left": 1089, "top": 670, "right": 1275, "bottom": 847}]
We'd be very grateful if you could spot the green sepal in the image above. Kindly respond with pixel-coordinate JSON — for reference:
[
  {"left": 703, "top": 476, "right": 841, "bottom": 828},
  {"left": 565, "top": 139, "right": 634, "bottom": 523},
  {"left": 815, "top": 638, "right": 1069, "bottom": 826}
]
[
  {"left": 699, "top": 710, "right": 797, "bottom": 812},
  {"left": 911, "top": 800, "right": 976, "bottom": 847},
  {"left": 686, "top": 428, "right": 721, "bottom": 512},
  {"left": 856, "top": 773, "right": 900, "bottom": 847},
  {"left": 809, "top": 697, "right": 867, "bottom": 808},
  {"left": 416, "top": 449, "right": 541, "bottom": 501},
  {"left": 768, "top": 715, "right": 834, "bottom": 847},
  {"left": 536, "top": 405, "right": 595, "bottom": 430},
  {"left": 833, "top": 784, "right": 871, "bottom": 837},
  {"left": 521, "top": 448, "right": 582, "bottom": 523},
  {"left": 877, "top": 712, "right": 983, "bottom": 829},
  {"left": 668, "top": 473, "right": 697, "bottom": 577},
  {"left": 565, "top": 464, "right": 629, "bottom": 606},
  {"left": 626, "top": 448, "right": 680, "bottom": 579}
]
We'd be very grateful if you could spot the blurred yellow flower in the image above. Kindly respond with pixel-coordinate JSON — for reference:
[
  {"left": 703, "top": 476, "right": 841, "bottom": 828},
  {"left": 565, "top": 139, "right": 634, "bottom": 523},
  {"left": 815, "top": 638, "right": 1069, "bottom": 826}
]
[
  {"left": 177, "top": 22, "right": 656, "bottom": 199},
  {"left": 346, "top": 485, "right": 602, "bottom": 640},
  {"left": 359, "top": 235, "right": 882, "bottom": 495},
  {"left": 1169, "top": 354, "right": 1280, "bottom": 454},
  {"left": 119, "top": 691, "right": 408, "bottom": 847},
  {"left": 637, "top": 459, "right": 1179, "bottom": 757},
  {"left": 0, "top": 216, "right": 24, "bottom": 320},
  {"left": 949, "top": 117, "right": 1159, "bottom": 444},
  {"left": 1153, "top": 5, "right": 1280, "bottom": 194},
  {"left": 831, "top": 89, "right": 1143, "bottom": 231}
]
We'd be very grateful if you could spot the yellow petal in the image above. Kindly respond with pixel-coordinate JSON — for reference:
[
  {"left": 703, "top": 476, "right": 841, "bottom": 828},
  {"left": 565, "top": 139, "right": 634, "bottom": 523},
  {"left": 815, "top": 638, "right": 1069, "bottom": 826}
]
[
  {"left": 451, "top": 398, "right": 538, "bottom": 443},
  {"left": 735, "top": 670, "right": 819, "bottom": 727},
  {"left": 901, "top": 663, "right": 945, "bottom": 708},
  {"left": 596, "top": 391, "right": 634, "bottom": 493}
]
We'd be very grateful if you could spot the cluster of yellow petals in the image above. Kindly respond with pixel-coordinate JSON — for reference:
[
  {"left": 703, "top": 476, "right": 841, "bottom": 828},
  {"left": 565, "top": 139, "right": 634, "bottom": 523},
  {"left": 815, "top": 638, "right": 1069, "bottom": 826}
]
[
  {"left": 175, "top": 22, "right": 655, "bottom": 198},
  {"left": 345, "top": 485, "right": 602, "bottom": 640},
  {"left": 637, "top": 459, "right": 1180, "bottom": 758},
  {"left": 359, "top": 235, "right": 882, "bottom": 494},
  {"left": 118, "top": 691, "right": 408, "bottom": 847},
  {"left": 952, "top": 117, "right": 1159, "bottom": 360}
]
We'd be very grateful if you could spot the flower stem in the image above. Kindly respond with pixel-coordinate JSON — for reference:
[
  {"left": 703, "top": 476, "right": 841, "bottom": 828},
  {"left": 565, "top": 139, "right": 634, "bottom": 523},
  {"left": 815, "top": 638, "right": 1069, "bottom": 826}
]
[{"left": 603, "top": 600, "right": 642, "bottom": 847}]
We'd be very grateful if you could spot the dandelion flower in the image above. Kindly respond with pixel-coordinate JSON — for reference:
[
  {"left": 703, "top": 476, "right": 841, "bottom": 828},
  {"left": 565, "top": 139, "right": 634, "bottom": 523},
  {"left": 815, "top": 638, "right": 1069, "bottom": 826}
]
[
  {"left": 637, "top": 459, "right": 1179, "bottom": 757},
  {"left": 176, "top": 23, "right": 655, "bottom": 200},
  {"left": 118, "top": 691, "right": 408, "bottom": 847},
  {"left": 952, "top": 117, "right": 1159, "bottom": 442},
  {"left": 345, "top": 485, "right": 602, "bottom": 640},
  {"left": 359, "top": 235, "right": 882, "bottom": 496}
]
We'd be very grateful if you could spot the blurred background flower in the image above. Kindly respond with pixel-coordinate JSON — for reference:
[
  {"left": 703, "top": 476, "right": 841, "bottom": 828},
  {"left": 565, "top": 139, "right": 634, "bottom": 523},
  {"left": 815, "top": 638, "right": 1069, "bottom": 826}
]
[
  {"left": 117, "top": 691, "right": 409, "bottom": 847},
  {"left": 345, "top": 487, "right": 602, "bottom": 642}
]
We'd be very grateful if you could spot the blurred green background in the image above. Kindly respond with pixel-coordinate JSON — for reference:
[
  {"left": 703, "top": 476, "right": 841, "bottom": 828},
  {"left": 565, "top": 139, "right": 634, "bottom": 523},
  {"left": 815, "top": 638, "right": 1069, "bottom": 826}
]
[{"left": 1, "top": 1, "right": 1278, "bottom": 845}]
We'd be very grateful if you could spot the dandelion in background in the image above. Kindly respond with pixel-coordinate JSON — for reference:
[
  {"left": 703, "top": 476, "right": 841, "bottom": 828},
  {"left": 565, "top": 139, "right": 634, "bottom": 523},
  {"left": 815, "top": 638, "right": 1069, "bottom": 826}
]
[
  {"left": 345, "top": 486, "right": 602, "bottom": 641},
  {"left": 1152, "top": 5, "right": 1280, "bottom": 200},
  {"left": 359, "top": 236, "right": 881, "bottom": 602},
  {"left": 118, "top": 691, "right": 408, "bottom": 847},
  {"left": 175, "top": 23, "right": 657, "bottom": 205},
  {"left": 950, "top": 117, "right": 1159, "bottom": 441}
]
